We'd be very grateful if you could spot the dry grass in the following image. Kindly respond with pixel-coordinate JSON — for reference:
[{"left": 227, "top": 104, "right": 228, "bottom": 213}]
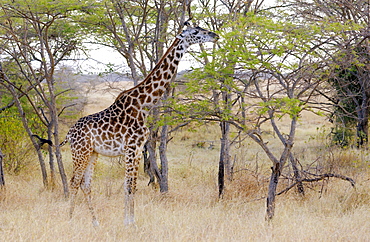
[
  {"left": 1, "top": 90, "right": 370, "bottom": 241},
  {"left": 1, "top": 123, "right": 370, "bottom": 241},
  {"left": 1, "top": 168, "right": 369, "bottom": 241}
]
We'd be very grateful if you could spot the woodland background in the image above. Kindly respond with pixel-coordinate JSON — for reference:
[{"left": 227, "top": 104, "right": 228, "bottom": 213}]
[{"left": 0, "top": 0, "right": 370, "bottom": 240}]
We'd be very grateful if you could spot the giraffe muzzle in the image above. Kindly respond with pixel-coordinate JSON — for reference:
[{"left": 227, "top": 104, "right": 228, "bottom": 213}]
[{"left": 209, "top": 32, "right": 219, "bottom": 42}]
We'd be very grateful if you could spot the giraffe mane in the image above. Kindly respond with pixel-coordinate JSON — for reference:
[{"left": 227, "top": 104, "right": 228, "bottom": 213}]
[{"left": 115, "top": 38, "right": 181, "bottom": 102}]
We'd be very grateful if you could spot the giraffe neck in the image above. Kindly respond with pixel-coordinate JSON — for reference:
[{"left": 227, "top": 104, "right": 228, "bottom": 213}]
[{"left": 115, "top": 38, "right": 189, "bottom": 110}]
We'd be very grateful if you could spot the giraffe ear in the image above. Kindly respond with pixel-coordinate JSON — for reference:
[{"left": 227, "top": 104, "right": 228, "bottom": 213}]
[
  {"left": 184, "top": 21, "right": 191, "bottom": 27},
  {"left": 184, "top": 17, "right": 192, "bottom": 27}
]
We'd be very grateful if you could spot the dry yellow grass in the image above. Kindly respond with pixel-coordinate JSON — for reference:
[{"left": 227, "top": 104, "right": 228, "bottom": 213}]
[
  {"left": 1, "top": 123, "right": 370, "bottom": 241},
  {"left": 1, "top": 87, "right": 370, "bottom": 241},
  {"left": 0, "top": 166, "right": 369, "bottom": 241}
]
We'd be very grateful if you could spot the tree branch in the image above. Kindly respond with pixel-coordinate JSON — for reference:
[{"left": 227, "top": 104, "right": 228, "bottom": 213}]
[{"left": 277, "top": 173, "right": 355, "bottom": 195}]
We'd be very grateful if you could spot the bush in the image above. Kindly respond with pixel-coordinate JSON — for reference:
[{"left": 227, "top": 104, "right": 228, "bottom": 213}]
[
  {"left": 331, "top": 126, "right": 355, "bottom": 148},
  {"left": 0, "top": 111, "right": 34, "bottom": 174}
]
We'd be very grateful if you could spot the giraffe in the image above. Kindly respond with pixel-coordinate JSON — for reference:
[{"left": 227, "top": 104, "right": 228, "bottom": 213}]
[{"left": 60, "top": 23, "right": 219, "bottom": 226}]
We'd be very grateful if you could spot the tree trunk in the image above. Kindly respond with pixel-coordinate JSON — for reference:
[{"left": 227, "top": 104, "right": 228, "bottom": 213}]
[
  {"left": 218, "top": 154, "right": 225, "bottom": 198},
  {"left": 221, "top": 121, "right": 232, "bottom": 180},
  {"left": 266, "top": 143, "right": 293, "bottom": 220},
  {"left": 45, "top": 72, "right": 69, "bottom": 196},
  {"left": 142, "top": 144, "right": 153, "bottom": 183},
  {"left": 48, "top": 124, "right": 56, "bottom": 188},
  {"left": 266, "top": 162, "right": 281, "bottom": 220},
  {"left": 356, "top": 68, "right": 370, "bottom": 147},
  {"left": 158, "top": 124, "right": 169, "bottom": 193},
  {"left": 290, "top": 153, "right": 304, "bottom": 195},
  {"left": 157, "top": 87, "right": 172, "bottom": 193},
  {"left": 265, "top": 116, "right": 296, "bottom": 220},
  {"left": 143, "top": 102, "right": 160, "bottom": 186},
  {"left": 144, "top": 129, "right": 162, "bottom": 187},
  {"left": 144, "top": 124, "right": 169, "bottom": 192},
  {"left": 53, "top": 119, "right": 69, "bottom": 197},
  {"left": 356, "top": 105, "right": 368, "bottom": 147},
  {"left": 50, "top": 100, "right": 68, "bottom": 196},
  {"left": 219, "top": 120, "right": 231, "bottom": 197}
]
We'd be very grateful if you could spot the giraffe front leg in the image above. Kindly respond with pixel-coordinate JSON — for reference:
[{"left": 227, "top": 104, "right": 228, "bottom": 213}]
[
  {"left": 123, "top": 148, "right": 140, "bottom": 225},
  {"left": 124, "top": 177, "right": 136, "bottom": 225}
]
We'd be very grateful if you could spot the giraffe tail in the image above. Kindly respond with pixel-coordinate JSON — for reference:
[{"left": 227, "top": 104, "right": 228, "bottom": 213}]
[
  {"left": 59, "top": 137, "right": 69, "bottom": 147},
  {"left": 59, "top": 127, "right": 73, "bottom": 147}
]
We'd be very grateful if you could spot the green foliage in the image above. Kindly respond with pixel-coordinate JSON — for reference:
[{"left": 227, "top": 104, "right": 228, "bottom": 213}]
[
  {"left": 331, "top": 126, "right": 355, "bottom": 148},
  {"left": 328, "top": 49, "right": 370, "bottom": 147},
  {"left": 0, "top": 108, "right": 33, "bottom": 174},
  {"left": 329, "top": 66, "right": 361, "bottom": 126},
  {"left": 1, "top": 0, "right": 94, "bottom": 14},
  {"left": 166, "top": 12, "right": 319, "bottom": 129},
  {"left": 0, "top": 80, "right": 45, "bottom": 174},
  {"left": 0, "top": 0, "right": 93, "bottom": 129},
  {"left": 258, "top": 97, "right": 305, "bottom": 119}
]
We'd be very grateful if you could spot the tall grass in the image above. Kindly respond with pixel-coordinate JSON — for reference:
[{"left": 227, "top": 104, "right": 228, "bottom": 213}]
[
  {"left": 0, "top": 95, "right": 370, "bottom": 241},
  {"left": 1, "top": 112, "right": 369, "bottom": 241}
]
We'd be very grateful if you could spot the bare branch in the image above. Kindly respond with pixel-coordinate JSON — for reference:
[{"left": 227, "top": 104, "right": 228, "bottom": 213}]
[{"left": 277, "top": 173, "right": 355, "bottom": 196}]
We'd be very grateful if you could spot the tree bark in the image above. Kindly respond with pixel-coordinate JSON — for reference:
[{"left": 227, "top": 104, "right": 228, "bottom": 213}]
[
  {"left": 221, "top": 121, "right": 232, "bottom": 180},
  {"left": 356, "top": 101, "right": 368, "bottom": 147},
  {"left": 266, "top": 162, "right": 281, "bottom": 220},
  {"left": 290, "top": 153, "right": 304, "bottom": 195},
  {"left": 47, "top": 124, "right": 56, "bottom": 188},
  {"left": 219, "top": 120, "right": 231, "bottom": 197},
  {"left": 218, "top": 153, "right": 225, "bottom": 198},
  {"left": 266, "top": 141, "right": 293, "bottom": 220},
  {"left": 55, "top": 142, "right": 69, "bottom": 197},
  {"left": 144, "top": 130, "right": 162, "bottom": 187},
  {"left": 159, "top": 124, "right": 169, "bottom": 193}
]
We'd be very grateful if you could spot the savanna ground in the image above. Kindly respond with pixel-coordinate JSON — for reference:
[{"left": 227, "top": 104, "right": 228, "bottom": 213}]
[{"left": 1, "top": 82, "right": 370, "bottom": 241}]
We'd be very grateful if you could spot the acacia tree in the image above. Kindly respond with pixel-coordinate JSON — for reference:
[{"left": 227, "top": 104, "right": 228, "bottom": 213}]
[
  {"left": 169, "top": 2, "right": 354, "bottom": 219},
  {"left": 285, "top": 0, "right": 370, "bottom": 147},
  {"left": 167, "top": 0, "right": 274, "bottom": 197},
  {"left": 0, "top": 0, "right": 92, "bottom": 195}
]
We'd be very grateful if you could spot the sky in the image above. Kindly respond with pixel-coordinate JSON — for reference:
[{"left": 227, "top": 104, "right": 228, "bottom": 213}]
[
  {"left": 70, "top": 0, "right": 278, "bottom": 76},
  {"left": 70, "top": 40, "right": 214, "bottom": 76}
]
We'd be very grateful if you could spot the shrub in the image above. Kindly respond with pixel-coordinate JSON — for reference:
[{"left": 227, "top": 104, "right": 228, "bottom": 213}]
[{"left": 0, "top": 110, "right": 34, "bottom": 174}]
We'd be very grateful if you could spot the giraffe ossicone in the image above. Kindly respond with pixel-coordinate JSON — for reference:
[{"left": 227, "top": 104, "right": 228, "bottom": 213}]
[{"left": 61, "top": 24, "right": 218, "bottom": 226}]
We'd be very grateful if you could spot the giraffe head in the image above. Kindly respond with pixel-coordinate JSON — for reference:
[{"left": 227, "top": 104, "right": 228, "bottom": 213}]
[{"left": 176, "top": 25, "right": 219, "bottom": 45}]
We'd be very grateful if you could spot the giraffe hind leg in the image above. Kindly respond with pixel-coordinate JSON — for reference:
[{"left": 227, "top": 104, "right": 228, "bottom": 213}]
[
  {"left": 80, "top": 152, "right": 99, "bottom": 227},
  {"left": 69, "top": 151, "right": 96, "bottom": 224},
  {"left": 69, "top": 169, "right": 82, "bottom": 220}
]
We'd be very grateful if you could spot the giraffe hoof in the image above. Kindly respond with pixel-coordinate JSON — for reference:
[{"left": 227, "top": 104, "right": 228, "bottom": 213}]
[{"left": 124, "top": 218, "right": 135, "bottom": 226}]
